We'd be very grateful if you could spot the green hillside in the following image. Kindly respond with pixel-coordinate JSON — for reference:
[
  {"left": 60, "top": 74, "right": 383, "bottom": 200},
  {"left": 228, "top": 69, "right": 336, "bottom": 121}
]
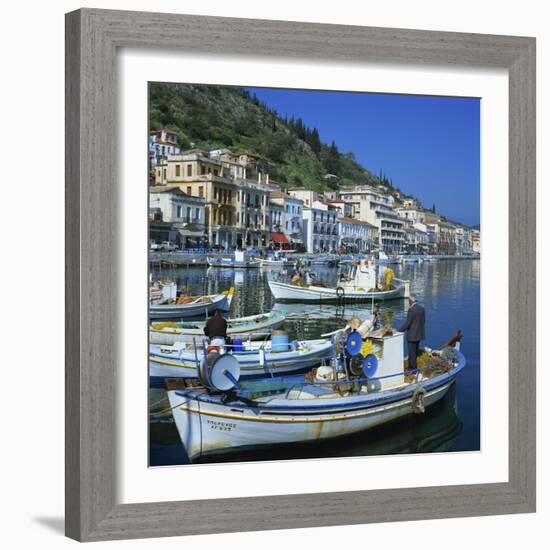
[{"left": 149, "top": 83, "right": 394, "bottom": 193}]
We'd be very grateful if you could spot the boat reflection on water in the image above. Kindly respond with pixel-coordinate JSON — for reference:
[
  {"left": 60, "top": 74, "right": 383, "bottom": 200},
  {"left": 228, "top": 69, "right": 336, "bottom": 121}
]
[
  {"left": 149, "top": 383, "right": 462, "bottom": 466},
  {"left": 149, "top": 259, "right": 479, "bottom": 466}
]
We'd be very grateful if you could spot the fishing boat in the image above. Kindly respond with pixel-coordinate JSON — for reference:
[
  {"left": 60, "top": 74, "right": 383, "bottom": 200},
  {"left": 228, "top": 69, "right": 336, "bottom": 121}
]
[
  {"left": 401, "top": 254, "right": 424, "bottom": 264},
  {"left": 149, "top": 283, "right": 234, "bottom": 320},
  {"left": 370, "top": 251, "right": 403, "bottom": 265},
  {"left": 149, "top": 335, "right": 333, "bottom": 385},
  {"left": 166, "top": 328, "right": 466, "bottom": 461},
  {"left": 260, "top": 251, "right": 297, "bottom": 268},
  {"left": 268, "top": 260, "right": 410, "bottom": 302},
  {"left": 149, "top": 310, "right": 286, "bottom": 344},
  {"left": 207, "top": 250, "right": 260, "bottom": 269}
]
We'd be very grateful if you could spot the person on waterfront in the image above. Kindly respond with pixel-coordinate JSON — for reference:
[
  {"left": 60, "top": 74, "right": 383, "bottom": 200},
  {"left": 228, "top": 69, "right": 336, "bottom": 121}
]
[
  {"left": 398, "top": 295, "right": 426, "bottom": 371},
  {"left": 204, "top": 309, "right": 228, "bottom": 340}
]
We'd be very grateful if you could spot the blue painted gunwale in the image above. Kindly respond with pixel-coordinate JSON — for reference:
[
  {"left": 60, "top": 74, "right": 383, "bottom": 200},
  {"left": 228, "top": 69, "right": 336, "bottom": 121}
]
[
  {"left": 172, "top": 352, "right": 465, "bottom": 415},
  {"left": 149, "top": 342, "right": 332, "bottom": 366}
]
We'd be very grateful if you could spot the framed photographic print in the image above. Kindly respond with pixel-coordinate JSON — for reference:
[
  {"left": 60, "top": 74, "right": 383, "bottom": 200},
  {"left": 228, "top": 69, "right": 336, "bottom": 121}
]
[{"left": 65, "top": 8, "right": 536, "bottom": 542}]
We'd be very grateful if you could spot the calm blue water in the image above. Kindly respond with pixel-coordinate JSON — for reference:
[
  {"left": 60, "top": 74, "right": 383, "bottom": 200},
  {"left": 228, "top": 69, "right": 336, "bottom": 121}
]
[{"left": 149, "top": 259, "right": 480, "bottom": 465}]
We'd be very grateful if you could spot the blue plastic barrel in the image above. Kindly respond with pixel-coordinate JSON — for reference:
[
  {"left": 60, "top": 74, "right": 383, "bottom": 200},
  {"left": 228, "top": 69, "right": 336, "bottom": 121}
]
[
  {"left": 271, "top": 331, "right": 289, "bottom": 352},
  {"left": 232, "top": 339, "right": 243, "bottom": 352}
]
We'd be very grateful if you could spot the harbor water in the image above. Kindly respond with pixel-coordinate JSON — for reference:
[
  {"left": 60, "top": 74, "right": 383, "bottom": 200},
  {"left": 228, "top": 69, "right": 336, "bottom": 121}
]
[{"left": 149, "top": 259, "right": 480, "bottom": 465}]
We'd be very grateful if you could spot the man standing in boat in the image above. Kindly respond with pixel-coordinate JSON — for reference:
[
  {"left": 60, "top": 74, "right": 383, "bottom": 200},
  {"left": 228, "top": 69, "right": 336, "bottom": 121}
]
[{"left": 398, "top": 295, "right": 426, "bottom": 372}]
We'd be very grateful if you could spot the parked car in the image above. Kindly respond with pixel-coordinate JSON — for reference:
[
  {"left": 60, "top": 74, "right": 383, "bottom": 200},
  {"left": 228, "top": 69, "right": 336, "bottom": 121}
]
[{"left": 160, "top": 241, "right": 178, "bottom": 252}]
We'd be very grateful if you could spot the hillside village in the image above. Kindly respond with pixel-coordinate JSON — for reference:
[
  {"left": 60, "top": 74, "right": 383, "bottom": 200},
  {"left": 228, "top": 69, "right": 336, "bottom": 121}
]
[{"left": 149, "top": 128, "right": 480, "bottom": 256}]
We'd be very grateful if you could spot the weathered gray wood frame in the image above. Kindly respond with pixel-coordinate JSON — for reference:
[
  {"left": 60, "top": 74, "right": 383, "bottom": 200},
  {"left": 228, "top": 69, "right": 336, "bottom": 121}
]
[{"left": 65, "top": 8, "right": 536, "bottom": 542}]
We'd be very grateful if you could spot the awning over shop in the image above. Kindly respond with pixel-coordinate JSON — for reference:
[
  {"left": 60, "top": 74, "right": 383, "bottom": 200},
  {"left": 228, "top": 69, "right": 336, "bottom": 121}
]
[
  {"left": 175, "top": 227, "right": 206, "bottom": 238},
  {"left": 271, "top": 232, "right": 289, "bottom": 244}
]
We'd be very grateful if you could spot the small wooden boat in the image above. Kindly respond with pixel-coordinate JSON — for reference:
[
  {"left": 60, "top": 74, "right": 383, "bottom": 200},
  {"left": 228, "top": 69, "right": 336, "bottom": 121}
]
[
  {"left": 149, "top": 286, "right": 234, "bottom": 320},
  {"left": 370, "top": 251, "right": 403, "bottom": 265},
  {"left": 401, "top": 254, "right": 424, "bottom": 264},
  {"left": 149, "top": 310, "right": 286, "bottom": 344},
  {"left": 166, "top": 329, "right": 466, "bottom": 461},
  {"left": 268, "top": 260, "right": 410, "bottom": 302},
  {"left": 207, "top": 250, "right": 260, "bottom": 269},
  {"left": 149, "top": 336, "right": 333, "bottom": 385},
  {"left": 260, "top": 252, "right": 296, "bottom": 268}
]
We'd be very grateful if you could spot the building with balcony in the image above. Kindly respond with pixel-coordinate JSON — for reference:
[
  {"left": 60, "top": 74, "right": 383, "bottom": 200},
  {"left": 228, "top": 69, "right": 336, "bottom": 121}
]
[
  {"left": 396, "top": 206, "right": 427, "bottom": 224},
  {"left": 453, "top": 226, "right": 476, "bottom": 255},
  {"left": 234, "top": 179, "right": 271, "bottom": 248},
  {"left": 437, "top": 221, "right": 458, "bottom": 255},
  {"left": 149, "top": 186, "right": 207, "bottom": 248},
  {"left": 402, "top": 221, "right": 429, "bottom": 253},
  {"left": 327, "top": 199, "right": 353, "bottom": 218},
  {"left": 154, "top": 153, "right": 237, "bottom": 248},
  {"left": 339, "top": 186, "right": 405, "bottom": 252},
  {"left": 338, "top": 217, "right": 377, "bottom": 253},
  {"left": 149, "top": 129, "right": 181, "bottom": 168},
  {"left": 269, "top": 201, "right": 284, "bottom": 233},
  {"left": 302, "top": 203, "right": 339, "bottom": 253},
  {"left": 269, "top": 192, "right": 304, "bottom": 248},
  {"left": 472, "top": 229, "right": 481, "bottom": 253},
  {"left": 288, "top": 189, "right": 321, "bottom": 208}
]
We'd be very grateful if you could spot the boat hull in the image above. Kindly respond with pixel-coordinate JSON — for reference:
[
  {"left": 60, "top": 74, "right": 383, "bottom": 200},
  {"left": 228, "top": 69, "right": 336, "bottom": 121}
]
[
  {"left": 149, "top": 311, "right": 286, "bottom": 344},
  {"left": 268, "top": 280, "right": 410, "bottom": 302},
  {"left": 168, "top": 368, "right": 461, "bottom": 460},
  {"left": 149, "top": 339, "right": 333, "bottom": 384},
  {"left": 149, "top": 293, "right": 230, "bottom": 320},
  {"left": 207, "top": 257, "right": 260, "bottom": 268}
]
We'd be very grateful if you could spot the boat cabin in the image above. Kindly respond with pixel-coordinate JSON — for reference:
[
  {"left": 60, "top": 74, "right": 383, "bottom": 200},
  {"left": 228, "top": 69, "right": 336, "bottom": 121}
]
[
  {"left": 360, "top": 331, "right": 405, "bottom": 390},
  {"left": 339, "top": 260, "right": 381, "bottom": 292}
]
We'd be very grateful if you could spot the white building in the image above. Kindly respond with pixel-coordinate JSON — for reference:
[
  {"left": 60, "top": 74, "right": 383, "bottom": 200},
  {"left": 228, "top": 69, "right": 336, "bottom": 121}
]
[
  {"left": 403, "top": 221, "right": 429, "bottom": 252},
  {"left": 149, "top": 186, "right": 207, "bottom": 247},
  {"left": 269, "top": 201, "right": 284, "bottom": 233},
  {"left": 339, "top": 186, "right": 405, "bottom": 252},
  {"left": 327, "top": 199, "right": 353, "bottom": 218},
  {"left": 338, "top": 217, "right": 377, "bottom": 253},
  {"left": 396, "top": 206, "right": 427, "bottom": 224},
  {"left": 269, "top": 192, "right": 304, "bottom": 247},
  {"left": 149, "top": 129, "right": 181, "bottom": 168},
  {"left": 302, "top": 203, "right": 339, "bottom": 253},
  {"left": 288, "top": 189, "right": 321, "bottom": 208},
  {"left": 472, "top": 229, "right": 481, "bottom": 253}
]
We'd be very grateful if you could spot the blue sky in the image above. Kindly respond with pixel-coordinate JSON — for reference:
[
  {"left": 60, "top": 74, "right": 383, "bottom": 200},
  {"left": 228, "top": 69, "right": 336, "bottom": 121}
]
[{"left": 245, "top": 87, "right": 480, "bottom": 226}]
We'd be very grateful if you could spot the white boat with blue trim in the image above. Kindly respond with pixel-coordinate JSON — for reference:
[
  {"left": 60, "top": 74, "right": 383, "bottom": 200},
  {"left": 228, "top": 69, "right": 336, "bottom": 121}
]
[
  {"left": 207, "top": 250, "right": 260, "bottom": 268},
  {"left": 370, "top": 250, "right": 403, "bottom": 265},
  {"left": 260, "top": 252, "right": 297, "bottom": 268},
  {"left": 166, "top": 328, "right": 465, "bottom": 461},
  {"left": 149, "top": 283, "right": 234, "bottom": 320},
  {"left": 268, "top": 260, "right": 410, "bottom": 302},
  {"left": 150, "top": 336, "right": 333, "bottom": 385}
]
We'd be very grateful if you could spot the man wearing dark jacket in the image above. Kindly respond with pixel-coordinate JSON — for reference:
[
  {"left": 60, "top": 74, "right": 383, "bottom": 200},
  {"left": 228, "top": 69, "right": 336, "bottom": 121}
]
[
  {"left": 204, "top": 309, "right": 228, "bottom": 339},
  {"left": 398, "top": 295, "right": 426, "bottom": 371}
]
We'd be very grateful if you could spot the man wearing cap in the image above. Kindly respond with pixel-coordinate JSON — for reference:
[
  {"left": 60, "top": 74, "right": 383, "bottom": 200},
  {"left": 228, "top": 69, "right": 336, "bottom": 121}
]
[{"left": 398, "top": 295, "right": 426, "bottom": 371}]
